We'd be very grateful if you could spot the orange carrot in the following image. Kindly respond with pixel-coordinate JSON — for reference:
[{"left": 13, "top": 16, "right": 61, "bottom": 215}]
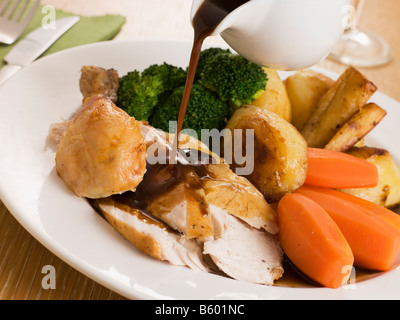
[
  {"left": 278, "top": 193, "right": 354, "bottom": 289},
  {"left": 325, "top": 190, "right": 400, "bottom": 232},
  {"left": 296, "top": 186, "right": 400, "bottom": 271},
  {"left": 305, "top": 148, "right": 379, "bottom": 188}
]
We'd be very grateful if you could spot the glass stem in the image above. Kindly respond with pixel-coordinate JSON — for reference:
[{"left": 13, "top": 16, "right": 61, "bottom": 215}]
[{"left": 353, "top": 0, "right": 365, "bottom": 29}]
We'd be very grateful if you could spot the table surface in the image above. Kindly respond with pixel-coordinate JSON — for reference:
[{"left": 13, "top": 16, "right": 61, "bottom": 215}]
[{"left": 0, "top": 0, "right": 399, "bottom": 300}]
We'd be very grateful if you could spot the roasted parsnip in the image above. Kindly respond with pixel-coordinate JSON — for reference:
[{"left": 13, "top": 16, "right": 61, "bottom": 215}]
[
  {"left": 301, "top": 67, "right": 377, "bottom": 148},
  {"left": 325, "top": 103, "right": 387, "bottom": 152}
]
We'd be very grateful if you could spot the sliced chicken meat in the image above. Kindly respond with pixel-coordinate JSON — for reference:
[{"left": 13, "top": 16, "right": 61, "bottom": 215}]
[
  {"left": 93, "top": 198, "right": 210, "bottom": 272},
  {"left": 141, "top": 125, "right": 278, "bottom": 235},
  {"left": 130, "top": 125, "right": 283, "bottom": 284},
  {"left": 56, "top": 95, "right": 146, "bottom": 198},
  {"left": 138, "top": 125, "right": 215, "bottom": 240},
  {"left": 145, "top": 180, "right": 215, "bottom": 240},
  {"left": 204, "top": 205, "right": 283, "bottom": 285},
  {"left": 202, "top": 162, "right": 278, "bottom": 235}
]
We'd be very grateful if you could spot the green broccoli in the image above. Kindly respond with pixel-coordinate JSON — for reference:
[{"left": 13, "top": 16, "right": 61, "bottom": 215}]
[
  {"left": 149, "top": 84, "right": 230, "bottom": 139},
  {"left": 142, "top": 62, "right": 187, "bottom": 92},
  {"left": 117, "top": 70, "right": 162, "bottom": 121},
  {"left": 200, "top": 53, "right": 268, "bottom": 107},
  {"left": 117, "top": 63, "right": 187, "bottom": 121},
  {"left": 194, "top": 47, "right": 231, "bottom": 81}
]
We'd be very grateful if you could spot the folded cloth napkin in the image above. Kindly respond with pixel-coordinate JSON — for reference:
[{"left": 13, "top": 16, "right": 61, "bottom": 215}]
[{"left": 0, "top": 3, "right": 126, "bottom": 67}]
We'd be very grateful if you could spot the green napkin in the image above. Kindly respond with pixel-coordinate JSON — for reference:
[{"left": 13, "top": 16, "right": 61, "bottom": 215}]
[{"left": 0, "top": 3, "right": 126, "bottom": 67}]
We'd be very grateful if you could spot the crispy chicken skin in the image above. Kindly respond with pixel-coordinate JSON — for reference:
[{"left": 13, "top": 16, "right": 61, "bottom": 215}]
[
  {"left": 49, "top": 66, "right": 119, "bottom": 145},
  {"left": 56, "top": 95, "right": 146, "bottom": 198},
  {"left": 79, "top": 66, "right": 119, "bottom": 103}
]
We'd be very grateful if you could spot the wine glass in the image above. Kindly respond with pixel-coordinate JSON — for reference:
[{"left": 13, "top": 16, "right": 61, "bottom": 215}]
[{"left": 329, "top": 0, "right": 393, "bottom": 67}]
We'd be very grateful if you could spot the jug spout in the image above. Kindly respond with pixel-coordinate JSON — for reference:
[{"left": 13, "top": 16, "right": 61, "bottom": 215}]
[
  {"left": 190, "top": 0, "right": 350, "bottom": 70},
  {"left": 190, "top": 0, "right": 256, "bottom": 37}
]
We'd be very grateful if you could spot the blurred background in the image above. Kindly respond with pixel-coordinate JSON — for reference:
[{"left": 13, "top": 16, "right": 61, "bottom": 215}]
[
  {"left": 0, "top": 0, "right": 398, "bottom": 300},
  {"left": 39, "top": 0, "right": 399, "bottom": 100}
]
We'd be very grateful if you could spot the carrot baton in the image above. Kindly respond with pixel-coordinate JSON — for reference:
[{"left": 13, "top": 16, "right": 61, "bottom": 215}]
[
  {"left": 296, "top": 186, "right": 400, "bottom": 271},
  {"left": 305, "top": 148, "right": 379, "bottom": 189},
  {"left": 278, "top": 193, "right": 354, "bottom": 289}
]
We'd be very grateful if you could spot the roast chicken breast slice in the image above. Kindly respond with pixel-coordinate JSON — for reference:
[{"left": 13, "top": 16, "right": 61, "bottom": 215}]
[
  {"left": 139, "top": 125, "right": 215, "bottom": 240},
  {"left": 145, "top": 182, "right": 215, "bottom": 240},
  {"left": 204, "top": 205, "right": 283, "bottom": 285},
  {"left": 56, "top": 95, "right": 147, "bottom": 198},
  {"left": 141, "top": 125, "right": 278, "bottom": 235},
  {"left": 138, "top": 125, "right": 283, "bottom": 284},
  {"left": 93, "top": 198, "right": 210, "bottom": 271},
  {"left": 171, "top": 130, "right": 278, "bottom": 234},
  {"left": 202, "top": 163, "right": 279, "bottom": 235}
]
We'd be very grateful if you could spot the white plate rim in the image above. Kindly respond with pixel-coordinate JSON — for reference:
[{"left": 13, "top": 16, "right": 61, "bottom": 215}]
[{"left": 0, "top": 39, "right": 399, "bottom": 300}]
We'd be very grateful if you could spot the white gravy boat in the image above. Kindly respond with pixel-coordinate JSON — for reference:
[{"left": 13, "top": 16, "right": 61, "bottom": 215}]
[{"left": 191, "top": 0, "right": 350, "bottom": 70}]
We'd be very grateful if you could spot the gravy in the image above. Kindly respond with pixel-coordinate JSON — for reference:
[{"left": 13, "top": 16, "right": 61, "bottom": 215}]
[
  {"left": 170, "top": 0, "right": 250, "bottom": 159},
  {"left": 111, "top": 152, "right": 215, "bottom": 221}
]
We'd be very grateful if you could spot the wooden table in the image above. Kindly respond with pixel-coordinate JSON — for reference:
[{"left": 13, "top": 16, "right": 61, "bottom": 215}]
[{"left": 0, "top": 0, "right": 399, "bottom": 300}]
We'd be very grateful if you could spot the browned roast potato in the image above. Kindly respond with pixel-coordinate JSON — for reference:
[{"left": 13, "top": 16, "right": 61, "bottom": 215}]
[
  {"left": 225, "top": 105, "right": 308, "bottom": 202},
  {"left": 340, "top": 146, "right": 400, "bottom": 208}
]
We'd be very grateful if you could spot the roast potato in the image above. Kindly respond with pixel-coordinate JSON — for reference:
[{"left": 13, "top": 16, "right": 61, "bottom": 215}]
[
  {"left": 251, "top": 67, "right": 292, "bottom": 122},
  {"left": 340, "top": 146, "right": 400, "bottom": 208},
  {"left": 225, "top": 105, "right": 308, "bottom": 202},
  {"left": 284, "top": 69, "right": 334, "bottom": 131}
]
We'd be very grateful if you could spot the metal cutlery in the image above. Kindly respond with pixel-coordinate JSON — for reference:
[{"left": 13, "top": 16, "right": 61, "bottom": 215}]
[
  {"left": 0, "top": 0, "right": 40, "bottom": 45},
  {"left": 0, "top": 15, "right": 80, "bottom": 86}
]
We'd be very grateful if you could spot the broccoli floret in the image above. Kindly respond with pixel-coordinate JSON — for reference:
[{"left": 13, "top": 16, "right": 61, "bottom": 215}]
[
  {"left": 117, "top": 63, "right": 187, "bottom": 121},
  {"left": 200, "top": 53, "right": 268, "bottom": 107},
  {"left": 142, "top": 62, "right": 187, "bottom": 92},
  {"left": 194, "top": 47, "right": 231, "bottom": 81},
  {"left": 149, "top": 84, "right": 230, "bottom": 138},
  {"left": 117, "top": 71, "right": 162, "bottom": 121}
]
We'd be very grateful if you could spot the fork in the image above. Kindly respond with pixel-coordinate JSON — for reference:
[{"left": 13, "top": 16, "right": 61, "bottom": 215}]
[{"left": 0, "top": 0, "right": 39, "bottom": 45}]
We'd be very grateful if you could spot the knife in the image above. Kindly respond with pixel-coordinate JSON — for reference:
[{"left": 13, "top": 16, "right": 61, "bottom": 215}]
[{"left": 0, "top": 16, "right": 80, "bottom": 86}]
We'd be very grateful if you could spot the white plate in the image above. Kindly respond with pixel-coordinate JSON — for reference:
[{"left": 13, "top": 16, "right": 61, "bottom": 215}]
[{"left": 0, "top": 40, "right": 399, "bottom": 300}]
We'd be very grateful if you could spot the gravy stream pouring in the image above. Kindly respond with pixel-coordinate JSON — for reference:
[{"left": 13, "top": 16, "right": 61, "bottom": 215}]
[{"left": 170, "top": 0, "right": 250, "bottom": 163}]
